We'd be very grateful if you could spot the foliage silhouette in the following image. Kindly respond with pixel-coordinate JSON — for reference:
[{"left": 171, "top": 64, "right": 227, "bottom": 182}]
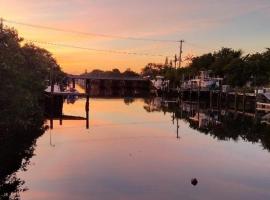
[{"left": 0, "top": 25, "right": 63, "bottom": 199}]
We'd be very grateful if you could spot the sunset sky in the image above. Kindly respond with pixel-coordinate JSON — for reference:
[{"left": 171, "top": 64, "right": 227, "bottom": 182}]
[{"left": 1, "top": 0, "right": 270, "bottom": 74}]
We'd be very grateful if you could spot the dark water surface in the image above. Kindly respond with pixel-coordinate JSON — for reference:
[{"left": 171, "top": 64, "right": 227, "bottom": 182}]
[{"left": 16, "top": 98, "right": 270, "bottom": 200}]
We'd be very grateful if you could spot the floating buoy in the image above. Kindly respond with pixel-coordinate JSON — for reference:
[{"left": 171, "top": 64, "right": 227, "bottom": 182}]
[{"left": 191, "top": 178, "right": 198, "bottom": 186}]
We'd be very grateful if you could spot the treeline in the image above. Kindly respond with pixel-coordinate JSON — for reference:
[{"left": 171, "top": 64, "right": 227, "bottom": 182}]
[
  {"left": 141, "top": 48, "right": 270, "bottom": 88},
  {"left": 0, "top": 26, "right": 65, "bottom": 132},
  {"left": 0, "top": 26, "right": 64, "bottom": 199},
  {"left": 83, "top": 68, "right": 139, "bottom": 77}
]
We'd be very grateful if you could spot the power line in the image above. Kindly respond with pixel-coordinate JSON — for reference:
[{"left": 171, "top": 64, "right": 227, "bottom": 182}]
[
  {"left": 2, "top": 17, "right": 183, "bottom": 58},
  {"left": 3, "top": 18, "right": 178, "bottom": 43},
  {"left": 2, "top": 18, "right": 217, "bottom": 56},
  {"left": 24, "top": 39, "right": 171, "bottom": 57}
]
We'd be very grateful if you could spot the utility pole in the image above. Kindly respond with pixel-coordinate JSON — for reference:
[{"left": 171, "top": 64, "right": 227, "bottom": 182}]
[{"left": 179, "top": 40, "right": 184, "bottom": 68}]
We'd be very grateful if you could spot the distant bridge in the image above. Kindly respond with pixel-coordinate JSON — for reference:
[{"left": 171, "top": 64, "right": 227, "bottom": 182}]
[
  {"left": 67, "top": 74, "right": 147, "bottom": 81},
  {"left": 67, "top": 74, "right": 151, "bottom": 92}
]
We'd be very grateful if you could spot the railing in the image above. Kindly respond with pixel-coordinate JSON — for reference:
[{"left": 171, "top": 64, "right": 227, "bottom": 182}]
[{"left": 256, "top": 102, "right": 270, "bottom": 111}]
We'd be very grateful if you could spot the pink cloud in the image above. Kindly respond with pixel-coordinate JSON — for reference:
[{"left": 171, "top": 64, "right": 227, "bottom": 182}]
[{"left": 1, "top": 0, "right": 269, "bottom": 73}]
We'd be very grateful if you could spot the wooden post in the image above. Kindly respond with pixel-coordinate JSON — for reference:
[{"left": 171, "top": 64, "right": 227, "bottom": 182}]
[
  {"left": 49, "top": 65, "right": 54, "bottom": 129},
  {"left": 197, "top": 101, "right": 200, "bottom": 127},
  {"left": 59, "top": 116, "right": 62, "bottom": 125},
  {"left": 189, "top": 88, "right": 192, "bottom": 102},
  {"left": 243, "top": 90, "right": 246, "bottom": 113},
  {"left": 176, "top": 118, "right": 180, "bottom": 139},
  {"left": 190, "top": 102, "right": 193, "bottom": 117},
  {"left": 234, "top": 91, "right": 238, "bottom": 111},
  {"left": 85, "top": 95, "right": 90, "bottom": 129},
  {"left": 255, "top": 87, "right": 258, "bottom": 114},
  {"left": 181, "top": 87, "right": 184, "bottom": 100},
  {"left": 219, "top": 90, "right": 222, "bottom": 108},
  {"left": 210, "top": 90, "right": 213, "bottom": 109},
  {"left": 72, "top": 78, "right": 76, "bottom": 88},
  {"left": 50, "top": 97, "right": 54, "bottom": 130},
  {"left": 85, "top": 79, "right": 90, "bottom": 94},
  {"left": 216, "top": 91, "right": 219, "bottom": 108},
  {"left": 198, "top": 81, "right": 201, "bottom": 102},
  {"left": 50, "top": 116, "right": 53, "bottom": 129},
  {"left": 225, "top": 91, "right": 228, "bottom": 110},
  {"left": 59, "top": 97, "right": 63, "bottom": 125},
  {"left": 197, "top": 81, "right": 200, "bottom": 119},
  {"left": 180, "top": 98, "right": 183, "bottom": 119}
]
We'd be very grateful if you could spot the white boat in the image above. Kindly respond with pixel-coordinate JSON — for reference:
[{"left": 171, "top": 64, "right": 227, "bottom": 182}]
[
  {"left": 182, "top": 71, "right": 222, "bottom": 90},
  {"left": 189, "top": 112, "right": 221, "bottom": 128},
  {"left": 151, "top": 76, "right": 170, "bottom": 92},
  {"left": 45, "top": 84, "right": 79, "bottom": 95},
  {"left": 257, "top": 88, "right": 270, "bottom": 102},
  {"left": 44, "top": 84, "right": 62, "bottom": 93},
  {"left": 151, "top": 76, "right": 165, "bottom": 89}
]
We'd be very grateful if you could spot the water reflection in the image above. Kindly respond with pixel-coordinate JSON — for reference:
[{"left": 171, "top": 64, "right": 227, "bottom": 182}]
[
  {"left": 3, "top": 96, "right": 270, "bottom": 200},
  {"left": 45, "top": 96, "right": 90, "bottom": 130},
  {"left": 0, "top": 119, "right": 45, "bottom": 200},
  {"left": 144, "top": 97, "right": 270, "bottom": 151}
]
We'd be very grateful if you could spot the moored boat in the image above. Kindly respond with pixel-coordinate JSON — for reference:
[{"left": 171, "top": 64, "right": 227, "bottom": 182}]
[
  {"left": 181, "top": 71, "right": 223, "bottom": 91},
  {"left": 151, "top": 76, "right": 170, "bottom": 96},
  {"left": 256, "top": 88, "right": 270, "bottom": 112}
]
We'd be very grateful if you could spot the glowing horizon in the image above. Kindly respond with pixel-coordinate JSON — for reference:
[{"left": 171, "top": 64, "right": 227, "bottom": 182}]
[{"left": 1, "top": 0, "right": 270, "bottom": 74}]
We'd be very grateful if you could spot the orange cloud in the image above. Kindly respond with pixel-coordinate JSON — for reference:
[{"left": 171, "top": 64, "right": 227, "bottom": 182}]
[{"left": 1, "top": 0, "right": 270, "bottom": 73}]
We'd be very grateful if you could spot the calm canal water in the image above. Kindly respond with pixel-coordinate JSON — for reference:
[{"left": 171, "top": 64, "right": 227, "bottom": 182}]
[{"left": 17, "top": 98, "right": 270, "bottom": 200}]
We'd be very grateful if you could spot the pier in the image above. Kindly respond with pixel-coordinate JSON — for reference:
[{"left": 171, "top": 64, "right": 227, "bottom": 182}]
[
  {"left": 45, "top": 74, "right": 152, "bottom": 130},
  {"left": 67, "top": 74, "right": 151, "bottom": 94}
]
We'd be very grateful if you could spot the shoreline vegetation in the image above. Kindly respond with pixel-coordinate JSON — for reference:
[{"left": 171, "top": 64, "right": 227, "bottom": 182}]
[
  {"left": 81, "top": 48, "right": 270, "bottom": 92},
  {"left": 0, "top": 26, "right": 64, "bottom": 199},
  {"left": 141, "top": 48, "right": 270, "bottom": 89},
  {"left": 0, "top": 26, "right": 65, "bottom": 131}
]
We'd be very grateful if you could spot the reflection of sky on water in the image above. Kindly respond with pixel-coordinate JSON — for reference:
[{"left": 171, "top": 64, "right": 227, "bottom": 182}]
[{"left": 18, "top": 98, "right": 270, "bottom": 200}]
